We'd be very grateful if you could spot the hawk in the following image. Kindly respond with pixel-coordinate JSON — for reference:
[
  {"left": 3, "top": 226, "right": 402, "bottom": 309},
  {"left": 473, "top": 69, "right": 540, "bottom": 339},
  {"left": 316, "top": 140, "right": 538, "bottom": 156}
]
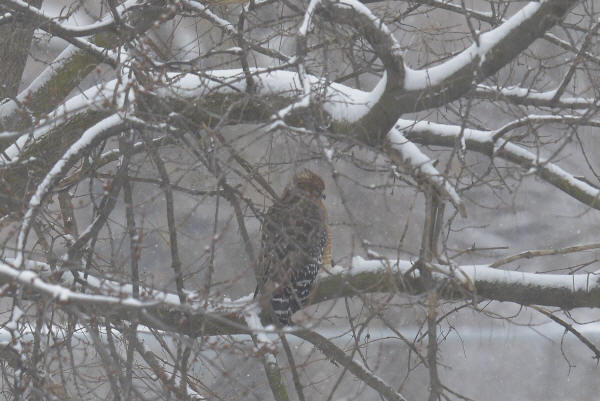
[{"left": 255, "top": 170, "right": 331, "bottom": 325}]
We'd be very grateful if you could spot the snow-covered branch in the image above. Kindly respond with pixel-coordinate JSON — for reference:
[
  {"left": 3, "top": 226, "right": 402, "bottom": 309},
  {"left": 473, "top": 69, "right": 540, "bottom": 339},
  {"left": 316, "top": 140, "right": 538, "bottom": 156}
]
[
  {"left": 1, "top": 0, "right": 578, "bottom": 168},
  {"left": 395, "top": 0, "right": 577, "bottom": 113},
  {"left": 2, "top": 0, "right": 118, "bottom": 67},
  {"left": 0, "top": 0, "right": 168, "bottom": 135},
  {"left": 398, "top": 119, "right": 600, "bottom": 212},
  {"left": 490, "top": 114, "right": 600, "bottom": 142},
  {"left": 319, "top": 0, "right": 404, "bottom": 80},
  {"left": 386, "top": 128, "right": 466, "bottom": 217},
  {"left": 0, "top": 45, "right": 92, "bottom": 138},
  {"left": 14, "top": 113, "right": 131, "bottom": 266},
  {"left": 3, "top": 253, "right": 600, "bottom": 338},
  {"left": 2, "top": 0, "right": 120, "bottom": 36},
  {"left": 138, "top": 0, "right": 577, "bottom": 147},
  {"left": 0, "top": 258, "right": 153, "bottom": 310},
  {"left": 474, "top": 85, "right": 599, "bottom": 109},
  {"left": 1, "top": 79, "right": 128, "bottom": 163},
  {"left": 182, "top": 0, "right": 291, "bottom": 62},
  {"left": 317, "top": 256, "right": 600, "bottom": 308}
]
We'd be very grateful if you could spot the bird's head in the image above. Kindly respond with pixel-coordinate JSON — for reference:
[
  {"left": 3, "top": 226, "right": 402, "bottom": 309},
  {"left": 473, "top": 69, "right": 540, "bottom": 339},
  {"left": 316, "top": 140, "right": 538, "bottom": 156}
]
[{"left": 294, "top": 169, "right": 326, "bottom": 200}]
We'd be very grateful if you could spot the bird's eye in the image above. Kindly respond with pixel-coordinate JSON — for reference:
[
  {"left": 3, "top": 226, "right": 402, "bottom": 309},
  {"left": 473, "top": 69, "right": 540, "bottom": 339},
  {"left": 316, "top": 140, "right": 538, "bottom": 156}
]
[{"left": 321, "top": 192, "right": 326, "bottom": 200}]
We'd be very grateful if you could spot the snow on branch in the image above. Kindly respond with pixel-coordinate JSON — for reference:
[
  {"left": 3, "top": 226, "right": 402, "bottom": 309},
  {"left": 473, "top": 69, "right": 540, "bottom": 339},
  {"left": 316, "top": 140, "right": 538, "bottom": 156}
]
[
  {"left": 0, "top": 259, "right": 152, "bottom": 309},
  {"left": 145, "top": 0, "right": 575, "bottom": 148},
  {"left": 3, "top": 0, "right": 117, "bottom": 36},
  {"left": 0, "top": 0, "right": 165, "bottom": 138},
  {"left": 313, "top": 0, "right": 404, "bottom": 86},
  {"left": 161, "top": 69, "right": 387, "bottom": 124},
  {"left": 329, "top": 0, "right": 403, "bottom": 76},
  {"left": 0, "top": 12, "right": 13, "bottom": 24},
  {"left": 3, "top": 0, "right": 571, "bottom": 161},
  {"left": 316, "top": 256, "right": 600, "bottom": 311},
  {"left": 267, "top": 0, "right": 404, "bottom": 128},
  {"left": 397, "top": 119, "right": 600, "bottom": 212},
  {"left": 1, "top": 79, "right": 129, "bottom": 163},
  {"left": 473, "top": 20, "right": 600, "bottom": 106},
  {"left": 403, "top": 2, "right": 542, "bottom": 91},
  {"left": 386, "top": 127, "right": 466, "bottom": 217},
  {"left": 491, "top": 114, "right": 600, "bottom": 142},
  {"left": 332, "top": 256, "right": 599, "bottom": 294},
  {"left": 6, "top": 251, "right": 600, "bottom": 339},
  {"left": 299, "top": 0, "right": 404, "bottom": 72},
  {"left": 182, "top": 0, "right": 291, "bottom": 62},
  {"left": 0, "top": 0, "right": 579, "bottom": 174},
  {"left": 15, "top": 114, "right": 130, "bottom": 267},
  {"left": 395, "top": 0, "right": 577, "bottom": 113},
  {"left": 243, "top": 304, "right": 274, "bottom": 348},
  {"left": 271, "top": 0, "right": 404, "bottom": 134},
  {"left": 3, "top": 0, "right": 118, "bottom": 67},
  {"left": 183, "top": 0, "right": 237, "bottom": 36},
  {"left": 474, "top": 85, "right": 600, "bottom": 109},
  {"left": 419, "top": 0, "right": 598, "bottom": 67},
  {"left": 0, "top": 45, "right": 82, "bottom": 129}
]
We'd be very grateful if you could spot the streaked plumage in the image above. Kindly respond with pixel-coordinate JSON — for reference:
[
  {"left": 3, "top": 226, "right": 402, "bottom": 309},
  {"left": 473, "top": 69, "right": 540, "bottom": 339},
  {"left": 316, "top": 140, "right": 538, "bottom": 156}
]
[{"left": 255, "top": 170, "right": 330, "bottom": 325}]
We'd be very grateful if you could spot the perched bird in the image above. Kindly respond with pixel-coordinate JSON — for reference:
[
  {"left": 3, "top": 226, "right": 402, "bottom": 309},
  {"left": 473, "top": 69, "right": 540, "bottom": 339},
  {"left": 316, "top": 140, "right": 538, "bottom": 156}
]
[{"left": 255, "top": 170, "right": 331, "bottom": 325}]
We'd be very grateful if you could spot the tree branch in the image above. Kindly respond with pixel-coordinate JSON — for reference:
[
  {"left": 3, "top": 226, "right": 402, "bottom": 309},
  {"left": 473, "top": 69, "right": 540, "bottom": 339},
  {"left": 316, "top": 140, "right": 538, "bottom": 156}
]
[
  {"left": 399, "top": 119, "right": 600, "bottom": 211},
  {"left": 293, "top": 329, "right": 408, "bottom": 401},
  {"left": 2, "top": 252, "right": 600, "bottom": 340}
]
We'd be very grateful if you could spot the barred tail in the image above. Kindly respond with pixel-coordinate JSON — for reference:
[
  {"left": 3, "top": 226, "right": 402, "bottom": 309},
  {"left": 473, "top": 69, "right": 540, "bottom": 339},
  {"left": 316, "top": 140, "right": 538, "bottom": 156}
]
[
  {"left": 271, "top": 290, "right": 303, "bottom": 325},
  {"left": 271, "top": 275, "right": 318, "bottom": 325},
  {"left": 271, "top": 294, "right": 291, "bottom": 325}
]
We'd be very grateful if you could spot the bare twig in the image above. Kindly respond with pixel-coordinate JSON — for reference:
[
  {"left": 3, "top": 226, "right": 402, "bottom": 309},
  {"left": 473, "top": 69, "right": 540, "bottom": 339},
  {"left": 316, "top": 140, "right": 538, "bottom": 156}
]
[
  {"left": 140, "top": 130, "right": 186, "bottom": 304},
  {"left": 531, "top": 306, "right": 600, "bottom": 361},
  {"left": 491, "top": 243, "right": 600, "bottom": 268},
  {"left": 280, "top": 334, "right": 306, "bottom": 401}
]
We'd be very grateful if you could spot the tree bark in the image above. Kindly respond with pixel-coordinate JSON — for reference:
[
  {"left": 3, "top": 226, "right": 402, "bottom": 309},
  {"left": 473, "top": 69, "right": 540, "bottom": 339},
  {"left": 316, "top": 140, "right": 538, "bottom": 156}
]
[{"left": 0, "top": 0, "right": 42, "bottom": 101}]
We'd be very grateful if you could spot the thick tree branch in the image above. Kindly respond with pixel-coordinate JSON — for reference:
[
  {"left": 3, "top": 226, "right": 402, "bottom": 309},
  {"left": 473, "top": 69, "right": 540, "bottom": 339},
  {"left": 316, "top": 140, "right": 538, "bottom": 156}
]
[
  {"left": 2, "top": 253, "right": 600, "bottom": 339},
  {"left": 0, "top": 0, "right": 42, "bottom": 99},
  {"left": 349, "top": 0, "right": 579, "bottom": 142}
]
